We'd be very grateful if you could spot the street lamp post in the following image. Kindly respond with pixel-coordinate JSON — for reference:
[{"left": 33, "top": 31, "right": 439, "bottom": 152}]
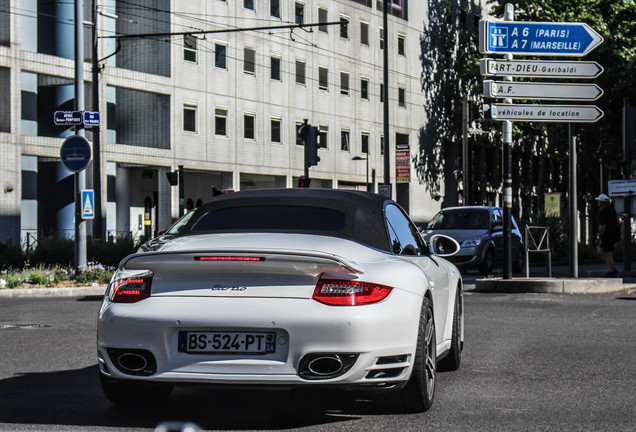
[{"left": 352, "top": 154, "right": 370, "bottom": 192}]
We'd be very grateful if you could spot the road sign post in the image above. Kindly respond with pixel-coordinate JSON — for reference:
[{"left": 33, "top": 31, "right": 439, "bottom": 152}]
[
  {"left": 479, "top": 9, "right": 604, "bottom": 279},
  {"left": 479, "top": 21, "right": 603, "bottom": 56},
  {"left": 484, "top": 80, "right": 603, "bottom": 101}
]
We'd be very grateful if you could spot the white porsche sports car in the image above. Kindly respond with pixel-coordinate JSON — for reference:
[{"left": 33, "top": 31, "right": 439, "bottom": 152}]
[{"left": 97, "top": 189, "right": 464, "bottom": 413}]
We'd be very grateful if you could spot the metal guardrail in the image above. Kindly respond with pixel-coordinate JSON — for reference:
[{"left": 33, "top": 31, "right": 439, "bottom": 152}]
[{"left": 525, "top": 226, "right": 552, "bottom": 277}]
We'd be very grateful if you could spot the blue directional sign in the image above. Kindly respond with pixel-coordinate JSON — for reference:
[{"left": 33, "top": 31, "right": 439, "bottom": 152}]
[
  {"left": 81, "top": 189, "right": 95, "bottom": 219},
  {"left": 479, "top": 21, "right": 603, "bottom": 56},
  {"left": 83, "top": 111, "right": 101, "bottom": 126},
  {"left": 60, "top": 135, "right": 92, "bottom": 172},
  {"left": 54, "top": 110, "right": 82, "bottom": 126}
]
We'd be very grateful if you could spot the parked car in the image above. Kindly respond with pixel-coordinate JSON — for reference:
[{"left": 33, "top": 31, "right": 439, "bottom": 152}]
[
  {"left": 420, "top": 206, "right": 524, "bottom": 274},
  {"left": 97, "top": 189, "right": 464, "bottom": 413}
]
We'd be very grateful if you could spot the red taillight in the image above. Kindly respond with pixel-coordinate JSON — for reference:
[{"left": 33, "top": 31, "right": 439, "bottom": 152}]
[
  {"left": 108, "top": 272, "right": 153, "bottom": 303},
  {"left": 312, "top": 278, "right": 393, "bottom": 306},
  {"left": 194, "top": 256, "right": 264, "bottom": 261}
]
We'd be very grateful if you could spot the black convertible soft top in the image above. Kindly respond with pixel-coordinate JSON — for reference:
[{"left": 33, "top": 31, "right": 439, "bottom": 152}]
[{"left": 179, "top": 188, "right": 395, "bottom": 252}]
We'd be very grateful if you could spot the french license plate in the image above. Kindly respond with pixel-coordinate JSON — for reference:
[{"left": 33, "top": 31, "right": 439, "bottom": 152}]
[{"left": 178, "top": 331, "right": 276, "bottom": 354}]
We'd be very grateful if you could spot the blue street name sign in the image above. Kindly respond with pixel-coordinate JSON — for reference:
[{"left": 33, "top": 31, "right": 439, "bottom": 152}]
[
  {"left": 83, "top": 111, "right": 101, "bottom": 126},
  {"left": 60, "top": 135, "right": 92, "bottom": 172},
  {"left": 479, "top": 21, "right": 603, "bottom": 56},
  {"left": 54, "top": 111, "right": 82, "bottom": 126},
  {"left": 81, "top": 189, "right": 95, "bottom": 219}
]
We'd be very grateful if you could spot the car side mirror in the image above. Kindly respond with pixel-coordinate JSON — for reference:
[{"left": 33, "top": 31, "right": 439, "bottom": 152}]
[{"left": 428, "top": 234, "right": 460, "bottom": 257}]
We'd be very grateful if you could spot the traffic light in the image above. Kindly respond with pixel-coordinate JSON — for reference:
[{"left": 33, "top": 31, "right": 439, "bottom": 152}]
[
  {"left": 297, "top": 176, "right": 311, "bottom": 188},
  {"left": 306, "top": 126, "right": 319, "bottom": 167},
  {"left": 166, "top": 170, "right": 179, "bottom": 186}
]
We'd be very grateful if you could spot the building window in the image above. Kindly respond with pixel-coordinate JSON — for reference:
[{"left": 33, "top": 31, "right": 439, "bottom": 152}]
[
  {"left": 215, "top": 108, "right": 228, "bottom": 136},
  {"left": 319, "top": 66, "right": 329, "bottom": 91},
  {"left": 215, "top": 43, "right": 227, "bottom": 69},
  {"left": 183, "top": 105, "right": 197, "bottom": 132},
  {"left": 340, "top": 72, "right": 350, "bottom": 95},
  {"left": 244, "top": 0, "right": 255, "bottom": 11},
  {"left": 319, "top": 125, "right": 328, "bottom": 149},
  {"left": 340, "top": 16, "right": 349, "bottom": 39},
  {"left": 380, "top": 83, "right": 384, "bottom": 103},
  {"left": 398, "top": 34, "right": 406, "bottom": 56},
  {"left": 244, "top": 47, "right": 256, "bottom": 75},
  {"left": 271, "top": 56, "right": 281, "bottom": 80},
  {"left": 295, "top": 2, "right": 304, "bottom": 25},
  {"left": 361, "top": 132, "right": 369, "bottom": 154},
  {"left": 271, "top": 117, "right": 281, "bottom": 143},
  {"left": 296, "top": 60, "right": 306, "bottom": 85},
  {"left": 341, "top": 130, "right": 350, "bottom": 151},
  {"left": 360, "top": 21, "right": 369, "bottom": 45},
  {"left": 318, "top": 8, "right": 328, "bottom": 33},
  {"left": 183, "top": 35, "right": 197, "bottom": 62},
  {"left": 244, "top": 113, "right": 256, "bottom": 139},
  {"left": 270, "top": 0, "right": 280, "bottom": 18},
  {"left": 380, "top": 28, "right": 384, "bottom": 50},
  {"left": 380, "top": 135, "right": 384, "bottom": 155},
  {"left": 361, "top": 78, "right": 369, "bottom": 100},
  {"left": 398, "top": 87, "right": 406, "bottom": 107}
]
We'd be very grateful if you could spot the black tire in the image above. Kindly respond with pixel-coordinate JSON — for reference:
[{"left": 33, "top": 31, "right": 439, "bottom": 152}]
[
  {"left": 513, "top": 249, "right": 525, "bottom": 273},
  {"left": 438, "top": 287, "right": 462, "bottom": 372},
  {"left": 478, "top": 248, "right": 494, "bottom": 274},
  {"left": 100, "top": 373, "right": 173, "bottom": 406},
  {"left": 396, "top": 297, "right": 436, "bottom": 413}
]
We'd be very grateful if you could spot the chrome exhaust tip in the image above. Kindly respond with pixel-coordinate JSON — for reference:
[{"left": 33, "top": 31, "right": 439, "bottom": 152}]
[{"left": 299, "top": 353, "right": 359, "bottom": 380}]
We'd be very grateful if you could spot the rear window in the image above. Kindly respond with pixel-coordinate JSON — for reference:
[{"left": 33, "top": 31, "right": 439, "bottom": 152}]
[
  {"left": 427, "top": 209, "right": 490, "bottom": 230},
  {"left": 191, "top": 206, "right": 346, "bottom": 232}
]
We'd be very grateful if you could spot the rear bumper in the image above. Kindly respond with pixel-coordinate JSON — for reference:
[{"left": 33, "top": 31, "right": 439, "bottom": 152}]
[{"left": 97, "top": 291, "right": 422, "bottom": 387}]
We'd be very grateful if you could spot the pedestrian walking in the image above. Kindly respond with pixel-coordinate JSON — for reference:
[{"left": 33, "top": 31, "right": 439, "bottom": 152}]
[{"left": 595, "top": 194, "right": 621, "bottom": 276}]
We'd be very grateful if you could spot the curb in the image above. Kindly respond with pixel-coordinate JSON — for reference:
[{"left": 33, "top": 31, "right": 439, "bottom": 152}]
[
  {"left": 475, "top": 277, "right": 632, "bottom": 294},
  {"left": 0, "top": 286, "right": 106, "bottom": 298}
]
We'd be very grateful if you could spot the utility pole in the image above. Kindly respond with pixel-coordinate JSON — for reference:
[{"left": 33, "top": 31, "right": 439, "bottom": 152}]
[
  {"left": 623, "top": 98, "right": 634, "bottom": 272},
  {"left": 74, "top": 0, "right": 87, "bottom": 271},
  {"left": 569, "top": 124, "right": 578, "bottom": 277}
]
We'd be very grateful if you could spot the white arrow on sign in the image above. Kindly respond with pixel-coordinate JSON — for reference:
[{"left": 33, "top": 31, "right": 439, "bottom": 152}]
[
  {"left": 480, "top": 59, "right": 604, "bottom": 79},
  {"left": 490, "top": 104, "right": 604, "bottom": 123},
  {"left": 484, "top": 80, "right": 603, "bottom": 101}
]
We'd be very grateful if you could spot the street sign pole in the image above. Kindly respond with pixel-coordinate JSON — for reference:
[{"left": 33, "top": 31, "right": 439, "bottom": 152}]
[
  {"left": 74, "top": 0, "right": 87, "bottom": 273},
  {"left": 569, "top": 124, "right": 578, "bottom": 278},
  {"left": 502, "top": 3, "right": 514, "bottom": 280}
]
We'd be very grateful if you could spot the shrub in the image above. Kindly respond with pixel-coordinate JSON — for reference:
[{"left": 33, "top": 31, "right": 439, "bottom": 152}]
[
  {"left": 76, "top": 262, "right": 115, "bottom": 285},
  {"left": 88, "top": 238, "right": 138, "bottom": 268},
  {"left": 0, "top": 241, "right": 26, "bottom": 270},
  {"left": 30, "top": 237, "right": 74, "bottom": 267}
]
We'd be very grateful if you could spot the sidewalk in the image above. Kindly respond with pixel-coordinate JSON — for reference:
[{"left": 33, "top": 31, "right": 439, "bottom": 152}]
[{"left": 474, "top": 261, "right": 636, "bottom": 294}]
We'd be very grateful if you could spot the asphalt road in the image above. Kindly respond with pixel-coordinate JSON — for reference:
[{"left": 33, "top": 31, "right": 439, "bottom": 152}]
[{"left": 0, "top": 289, "right": 635, "bottom": 431}]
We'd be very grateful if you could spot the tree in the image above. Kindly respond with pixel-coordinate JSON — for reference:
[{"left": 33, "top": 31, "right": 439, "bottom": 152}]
[
  {"left": 414, "top": 1, "right": 497, "bottom": 207},
  {"left": 487, "top": 0, "right": 636, "bottom": 233}
]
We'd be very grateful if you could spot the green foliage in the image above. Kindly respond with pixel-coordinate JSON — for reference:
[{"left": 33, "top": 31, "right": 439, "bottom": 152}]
[
  {"left": 29, "top": 237, "right": 74, "bottom": 267},
  {"left": 0, "top": 241, "right": 26, "bottom": 270},
  {"left": 76, "top": 262, "right": 115, "bottom": 285},
  {"left": 487, "top": 0, "right": 636, "bottom": 198},
  {"left": 88, "top": 238, "right": 137, "bottom": 268}
]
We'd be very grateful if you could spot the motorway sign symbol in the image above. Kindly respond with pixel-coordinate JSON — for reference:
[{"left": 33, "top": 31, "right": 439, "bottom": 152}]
[
  {"left": 81, "top": 189, "right": 95, "bottom": 219},
  {"left": 490, "top": 104, "right": 604, "bottom": 123},
  {"left": 83, "top": 111, "right": 101, "bottom": 126},
  {"left": 60, "top": 135, "right": 92, "bottom": 172},
  {"left": 480, "top": 59, "right": 604, "bottom": 79},
  {"left": 54, "top": 111, "right": 82, "bottom": 126},
  {"left": 484, "top": 80, "right": 603, "bottom": 101},
  {"left": 479, "top": 21, "right": 603, "bottom": 56}
]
